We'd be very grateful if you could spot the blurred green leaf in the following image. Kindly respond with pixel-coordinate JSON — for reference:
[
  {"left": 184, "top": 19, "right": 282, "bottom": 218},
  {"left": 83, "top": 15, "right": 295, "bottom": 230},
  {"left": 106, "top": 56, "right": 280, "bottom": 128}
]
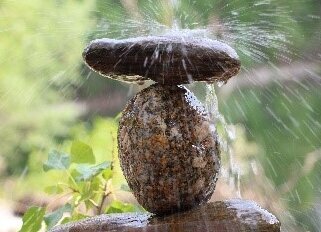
[
  {"left": 44, "top": 185, "right": 63, "bottom": 195},
  {"left": 74, "top": 162, "right": 111, "bottom": 182},
  {"left": 102, "top": 169, "right": 113, "bottom": 180},
  {"left": 90, "top": 176, "right": 103, "bottom": 196},
  {"left": 43, "top": 150, "right": 70, "bottom": 172},
  {"left": 67, "top": 173, "right": 80, "bottom": 192},
  {"left": 44, "top": 204, "right": 72, "bottom": 229},
  {"left": 19, "top": 206, "right": 45, "bottom": 232},
  {"left": 60, "top": 217, "right": 71, "bottom": 225},
  {"left": 105, "top": 200, "right": 137, "bottom": 214},
  {"left": 70, "top": 141, "right": 95, "bottom": 164},
  {"left": 76, "top": 177, "right": 103, "bottom": 211},
  {"left": 62, "top": 213, "right": 88, "bottom": 224}
]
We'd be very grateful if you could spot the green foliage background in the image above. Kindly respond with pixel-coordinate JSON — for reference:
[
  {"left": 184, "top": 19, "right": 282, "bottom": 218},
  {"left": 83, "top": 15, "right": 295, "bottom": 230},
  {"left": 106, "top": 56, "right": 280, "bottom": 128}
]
[{"left": 0, "top": 0, "right": 321, "bottom": 231}]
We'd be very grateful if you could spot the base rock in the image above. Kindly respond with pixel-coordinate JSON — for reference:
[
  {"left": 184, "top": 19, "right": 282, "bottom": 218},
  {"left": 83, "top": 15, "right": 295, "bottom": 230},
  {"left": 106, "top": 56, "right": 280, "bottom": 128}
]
[{"left": 50, "top": 199, "right": 280, "bottom": 232}]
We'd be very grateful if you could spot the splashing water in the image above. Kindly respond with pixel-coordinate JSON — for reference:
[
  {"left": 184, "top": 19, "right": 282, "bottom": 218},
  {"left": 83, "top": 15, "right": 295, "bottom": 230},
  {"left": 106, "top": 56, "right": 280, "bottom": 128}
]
[
  {"left": 1, "top": 0, "right": 321, "bottom": 231},
  {"left": 92, "top": 0, "right": 302, "bottom": 66},
  {"left": 89, "top": 1, "right": 321, "bottom": 231},
  {"left": 205, "top": 84, "right": 241, "bottom": 198}
]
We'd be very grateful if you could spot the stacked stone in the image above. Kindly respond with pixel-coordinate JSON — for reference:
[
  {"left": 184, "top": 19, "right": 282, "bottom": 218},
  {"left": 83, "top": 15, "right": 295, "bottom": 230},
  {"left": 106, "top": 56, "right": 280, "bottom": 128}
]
[{"left": 83, "top": 36, "right": 241, "bottom": 215}]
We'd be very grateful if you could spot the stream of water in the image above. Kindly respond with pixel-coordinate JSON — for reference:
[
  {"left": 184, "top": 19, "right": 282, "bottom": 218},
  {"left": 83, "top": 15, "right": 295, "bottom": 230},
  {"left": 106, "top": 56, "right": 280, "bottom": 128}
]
[{"left": 205, "top": 84, "right": 241, "bottom": 198}]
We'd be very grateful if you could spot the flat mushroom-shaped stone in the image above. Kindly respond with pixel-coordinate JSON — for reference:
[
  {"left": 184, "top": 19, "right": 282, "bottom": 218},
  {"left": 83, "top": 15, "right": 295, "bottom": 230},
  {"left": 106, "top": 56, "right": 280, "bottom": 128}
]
[
  {"left": 50, "top": 199, "right": 281, "bottom": 232},
  {"left": 83, "top": 36, "right": 241, "bottom": 85}
]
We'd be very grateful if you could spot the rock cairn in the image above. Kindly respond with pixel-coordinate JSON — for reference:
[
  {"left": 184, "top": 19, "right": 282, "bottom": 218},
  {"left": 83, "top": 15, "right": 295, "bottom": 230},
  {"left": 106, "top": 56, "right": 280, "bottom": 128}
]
[{"left": 83, "top": 35, "right": 241, "bottom": 215}]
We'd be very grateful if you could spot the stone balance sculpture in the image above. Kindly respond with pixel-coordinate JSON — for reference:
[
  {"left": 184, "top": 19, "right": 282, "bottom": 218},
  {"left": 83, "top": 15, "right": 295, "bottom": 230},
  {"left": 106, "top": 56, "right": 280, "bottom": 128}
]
[
  {"left": 51, "top": 36, "right": 280, "bottom": 231},
  {"left": 84, "top": 36, "right": 239, "bottom": 215}
]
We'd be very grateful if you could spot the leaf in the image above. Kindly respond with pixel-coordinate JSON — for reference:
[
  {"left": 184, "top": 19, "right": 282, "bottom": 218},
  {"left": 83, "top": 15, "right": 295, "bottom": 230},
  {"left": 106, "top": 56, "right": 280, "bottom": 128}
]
[
  {"left": 44, "top": 204, "right": 72, "bottom": 229},
  {"left": 78, "top": 182, "right": 92, "bottom": 203},
  {"left": 67, "top": 172, "right": 80, "bottom": 191},
  {"left": 74, "top": 162, "right": 111, "bottom": 182},
  {"left": 105, "top": 201, "right": 138, "bottom": 214},
  {"left": 60, "top": 217, "right": 71, "bottom": 225},
  {"left": 102, "top": 169, "right": 113, "bottom": 180},
  {"left": 72, "top": 193, "right": 82, "bottom": 206},
  {"left": 89, "top": 176, "right": 103, "bottom": 199},
  {"left": 44, "top": 185, "right": 63, "bottom": 195},
  {"left": 61, "top": 213, "right": 88, "bottom": 224},
  {"left": 79, "top": 179, "right": 101, "bottom": 211},
  {"left": 19, "top": 206, "right": 45, "bottom": 232},
  {"left": 69, "top": 213, "right": 88, "bottom": 222},
  {"left": 70, "top": 141, "right": 95, "bottom": 164},
  {"left": 88, "top": 176, "right": 105, "bottom": 205},
  {"left": 43, "top": 150, "right": 70, "bottom": 171}
]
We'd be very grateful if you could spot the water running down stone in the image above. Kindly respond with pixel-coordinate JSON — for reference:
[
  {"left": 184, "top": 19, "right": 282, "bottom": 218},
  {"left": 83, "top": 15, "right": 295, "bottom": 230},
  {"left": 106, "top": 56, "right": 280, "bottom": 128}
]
[
  {"left": 64, "top": 35, "right": 282, "bottom": 231},
  {"left": 118, "top": 84, "right": 220, "bottom": 215},
  {"left": 83, "top": 36, "right": 241, "bottom": 85}
]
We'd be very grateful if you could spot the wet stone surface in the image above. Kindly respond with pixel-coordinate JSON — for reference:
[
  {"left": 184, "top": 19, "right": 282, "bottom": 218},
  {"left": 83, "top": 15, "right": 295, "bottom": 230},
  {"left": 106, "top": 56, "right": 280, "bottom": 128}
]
[
  {"left": 83, "top": 36, "right": 241, "bottom": 85},
  {"left": 50, "top": 199, "right": 281, "bottom": 232},
  {"left": 118, "top": 84, "right": 220, "bottom": 215}
]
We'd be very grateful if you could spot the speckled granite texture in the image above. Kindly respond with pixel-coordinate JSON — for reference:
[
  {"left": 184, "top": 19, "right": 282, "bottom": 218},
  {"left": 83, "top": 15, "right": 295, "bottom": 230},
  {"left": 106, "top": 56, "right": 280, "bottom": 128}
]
[{"left": 118, "top": 84, "right": 220, "bottom": 215}]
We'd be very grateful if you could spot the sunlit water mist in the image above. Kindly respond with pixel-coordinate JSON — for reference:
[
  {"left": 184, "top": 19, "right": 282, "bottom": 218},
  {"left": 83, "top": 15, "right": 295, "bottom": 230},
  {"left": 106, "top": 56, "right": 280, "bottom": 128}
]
[
  {"left": 92, "top": 0, "right": 300, "bottom": 197},
  {"left": 93, "top": 0, "right": 303, "bottom": 65}
]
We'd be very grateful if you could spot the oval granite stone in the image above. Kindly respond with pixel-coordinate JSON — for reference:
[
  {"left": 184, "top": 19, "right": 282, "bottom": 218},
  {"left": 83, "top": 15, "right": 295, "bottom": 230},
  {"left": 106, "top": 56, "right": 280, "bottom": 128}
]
[
  {"left": 118, "top": 84, "right": 221, "bottom": 215},
  {"left": 83, "top": 36, "right": 241, "bottom": 85}
]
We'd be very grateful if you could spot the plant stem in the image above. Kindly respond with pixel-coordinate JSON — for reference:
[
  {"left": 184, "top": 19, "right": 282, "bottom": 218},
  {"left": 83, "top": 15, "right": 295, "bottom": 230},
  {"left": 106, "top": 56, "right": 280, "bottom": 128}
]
[{"left": 97, "top": 181, "right": 111, "bottom": 215}]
